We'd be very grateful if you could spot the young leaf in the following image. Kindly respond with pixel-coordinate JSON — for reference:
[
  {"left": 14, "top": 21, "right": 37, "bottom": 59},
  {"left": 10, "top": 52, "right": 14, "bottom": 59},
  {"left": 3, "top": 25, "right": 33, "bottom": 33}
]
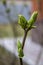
[
  {"left": 27, "top": 11, "right": 38, "bottom": 28},
  {"left": 18, "top": 15, "right": 27, "bottom": 30},
  {"left": 31, "top": 26, "right": 36, "bottom": 29}
]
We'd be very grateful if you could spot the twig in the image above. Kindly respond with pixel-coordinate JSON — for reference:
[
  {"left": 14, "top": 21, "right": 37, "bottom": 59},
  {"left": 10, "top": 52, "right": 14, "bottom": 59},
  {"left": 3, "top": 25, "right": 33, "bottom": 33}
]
[
  {"left": 20, "top": 58, "right": 23, "bottom": 65},
  {"left": 19, "top": 29, "right": 28, "bottom": 65},
  {"left": 22, "top": 30, "right": 28, "bottom": 49}
]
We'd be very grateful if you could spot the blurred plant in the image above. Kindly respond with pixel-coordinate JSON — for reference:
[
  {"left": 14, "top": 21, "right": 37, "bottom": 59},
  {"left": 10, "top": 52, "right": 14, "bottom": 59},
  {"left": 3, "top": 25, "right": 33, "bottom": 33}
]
[
  {"left": 17, "top": 11, "right": 38, "bottom": 65},
  {"left": 2, "top": 0, "right": 6, "bottom": 7},
  {"left": 2, "top": 0, "right": 18, "bottom": 65},
  {"left": 2, "top": 0, "right": 18, "bottom": 37}
]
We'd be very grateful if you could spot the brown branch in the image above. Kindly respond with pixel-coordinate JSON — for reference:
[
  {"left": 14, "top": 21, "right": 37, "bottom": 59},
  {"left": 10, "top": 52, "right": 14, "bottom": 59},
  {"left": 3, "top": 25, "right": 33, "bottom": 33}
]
[
  {"left": 19, "top": 29, "right": 28, "bottom": 65},
  {"left": 19, "top": 58, "right": 23, "bottom": 65},
  {"left": 22, "top": 30, "right": 28, "bottom": 49}
]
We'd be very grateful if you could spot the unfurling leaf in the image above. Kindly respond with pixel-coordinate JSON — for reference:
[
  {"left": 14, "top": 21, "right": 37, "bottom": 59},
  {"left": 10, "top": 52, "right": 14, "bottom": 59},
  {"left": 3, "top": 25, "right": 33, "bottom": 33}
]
[
  {"left": 18, "top": 15, "right": 27, "bottom": 30},
  {"left": 31, "top": 26, "right": 36, "bottom": 29},
  {"left": 27, "top": 11, "right": 38, "bottom": 28}
]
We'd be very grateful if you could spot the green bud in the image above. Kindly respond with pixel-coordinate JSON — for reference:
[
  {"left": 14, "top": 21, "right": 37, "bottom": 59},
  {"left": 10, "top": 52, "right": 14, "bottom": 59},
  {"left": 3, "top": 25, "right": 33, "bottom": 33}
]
[
  {"left": 18, "top": 48, "right": 24, "bottom": 58},
  {"left": 17, "top": 40, "right": 24, "bottom": 58},
  {"left": 27, "top": 11, "right": 38, "bottom": 28},
  {"left": 2, "top": 0, "right": 6, "bottom": 6},
  {"left": 17, "top": 40, "right": 22, "bottom": 49},
  {"left": 18, "top": 15, "right": 27, "bottom": 30}
]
